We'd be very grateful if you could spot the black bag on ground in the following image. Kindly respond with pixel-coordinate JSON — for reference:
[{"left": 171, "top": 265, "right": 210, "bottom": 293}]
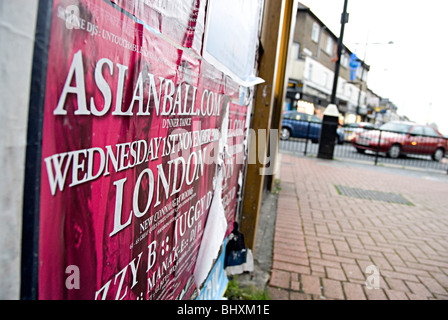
[{"left": 225, "top": 222, "right": 247, "bottom": 267}]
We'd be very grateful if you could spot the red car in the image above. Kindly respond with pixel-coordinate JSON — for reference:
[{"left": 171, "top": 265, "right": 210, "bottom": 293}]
[{"left": 352, "top": 121, "right": 448, "bottom": 161}]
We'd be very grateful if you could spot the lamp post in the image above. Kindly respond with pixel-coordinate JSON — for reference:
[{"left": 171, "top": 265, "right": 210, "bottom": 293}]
[
  {"left": 330, "top": 0, "right": 349, "bottom": 105},
  {"left": 351, "top": 40, "right": 394, "bottom": 120},
  {"left": 319, "top": 0, "right": 348, "bottom": 161}
]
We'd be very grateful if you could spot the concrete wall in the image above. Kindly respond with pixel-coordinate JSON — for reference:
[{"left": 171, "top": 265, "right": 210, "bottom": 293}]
[{"left": 0, "top": 0, "right": 38, "bottom": 299}]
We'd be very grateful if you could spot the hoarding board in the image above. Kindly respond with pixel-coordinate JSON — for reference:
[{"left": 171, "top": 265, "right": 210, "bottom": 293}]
[{"left": 30, "top": 0, "right": 251, "bottom": 300}]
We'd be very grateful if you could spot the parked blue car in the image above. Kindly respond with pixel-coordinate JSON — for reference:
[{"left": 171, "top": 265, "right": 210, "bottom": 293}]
[{"left": 280, "top": 111, "right": 344, "bottom": 144}]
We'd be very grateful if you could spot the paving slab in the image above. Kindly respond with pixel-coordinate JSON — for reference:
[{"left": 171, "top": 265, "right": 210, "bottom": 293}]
[{"left": 269, "top": 154, "right": 448, "bottom": 300}]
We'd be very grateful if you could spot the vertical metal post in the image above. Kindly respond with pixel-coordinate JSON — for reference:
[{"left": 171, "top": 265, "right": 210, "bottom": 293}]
[
  {"left": 304, "top": 121, "right": 311, "bottom": 156},
  {"left": 330, "top": 0, "right": 349, "bottom": 104},
  {"left": 374, "top": 129, "right": 382, "bottom": 166}
]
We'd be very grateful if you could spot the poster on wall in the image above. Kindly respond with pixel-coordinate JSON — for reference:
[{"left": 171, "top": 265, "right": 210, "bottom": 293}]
[{"left": 31, "top": 0, "right": 253, "bottom": 300}]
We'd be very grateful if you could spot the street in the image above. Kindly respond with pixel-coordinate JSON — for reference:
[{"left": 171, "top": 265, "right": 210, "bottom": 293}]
[{"left": 279, "top": 139, "right": 448, "bottom": 173}]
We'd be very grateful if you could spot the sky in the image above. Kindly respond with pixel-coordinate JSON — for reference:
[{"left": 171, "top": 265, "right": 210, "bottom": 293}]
[{"left": 298, "top": 0, "right": 448, "bottom": 135}]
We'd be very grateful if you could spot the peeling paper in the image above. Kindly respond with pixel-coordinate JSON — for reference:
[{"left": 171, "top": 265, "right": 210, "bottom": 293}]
[
  {"left": 242, "top": 99, "right": 252, "bottom": 163},
  {"left": 193, "top": 169, "right": 228, "bottom": 289},
  {"left": 237, "top": 170, "right": 243, "bottom": 190},
  {"left": 193, "top": 102, "right": 231, "bottom": 289},
  {"left": 203, "top": 55, "right": 265, "bottom": 87},
  {"left": 219, "top": 102, "right": 230, "bottom": 159}
]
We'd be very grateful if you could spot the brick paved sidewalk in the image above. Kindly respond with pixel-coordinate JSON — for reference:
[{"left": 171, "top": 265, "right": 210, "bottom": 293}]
[{"left": 269, "top": 154, "right": 448, "bottom": 300}]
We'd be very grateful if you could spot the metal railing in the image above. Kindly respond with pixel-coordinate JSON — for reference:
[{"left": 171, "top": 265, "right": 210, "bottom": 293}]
[{"left": 279, "top": 121, "right": 448, "bottom": 174}]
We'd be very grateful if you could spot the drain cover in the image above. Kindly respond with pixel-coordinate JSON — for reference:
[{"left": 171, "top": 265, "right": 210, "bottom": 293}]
[{"left": 335, "top": 185, "right": 413, "bottom": 205}]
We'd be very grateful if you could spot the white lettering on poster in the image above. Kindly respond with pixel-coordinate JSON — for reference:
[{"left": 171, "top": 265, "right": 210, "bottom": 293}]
[{"left": 53, "top": 50, "right": 221, "bottom": 118}]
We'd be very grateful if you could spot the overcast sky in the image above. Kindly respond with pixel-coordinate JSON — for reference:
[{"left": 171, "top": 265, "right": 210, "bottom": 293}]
[{"left": 298, "top": 0, "right": 448, "bottom": 135}]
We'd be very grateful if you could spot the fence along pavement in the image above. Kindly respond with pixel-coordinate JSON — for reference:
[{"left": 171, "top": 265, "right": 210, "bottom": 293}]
[{"left": 279, "top": 120, "right": 448, "bottom": 174}]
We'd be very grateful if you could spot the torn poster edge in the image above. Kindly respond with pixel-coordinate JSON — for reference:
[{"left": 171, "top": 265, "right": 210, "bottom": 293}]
[
  {"left": 193, "top": 168, "right": 228, "bottom": 290},
  {"left": 203, "top": 51, "right": 265, "bottom": 87},
  {"left": 193, "top": 102, "right": 231, "bottom": 290}
]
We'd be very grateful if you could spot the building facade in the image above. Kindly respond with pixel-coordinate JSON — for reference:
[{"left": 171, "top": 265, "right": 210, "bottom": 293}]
[{"left": 286, "top": 3, "right": 371, "bottom": 123}]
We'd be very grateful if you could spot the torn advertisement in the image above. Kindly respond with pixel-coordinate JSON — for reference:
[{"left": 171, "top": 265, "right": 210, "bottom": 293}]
[
  {"left": 193, "top": 169, "right": 228, "bottom": 289},
  {"left": 27, "top": 0, "right": 253, "bottom": 300},
  {"left": 193, "top": 102, "right": 230, "bottom": 289}
]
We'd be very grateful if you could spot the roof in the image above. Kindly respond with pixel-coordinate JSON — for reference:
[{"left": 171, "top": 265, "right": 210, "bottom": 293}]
[
  {"left": 297, "top": 2, "right": 338, "bottom": 40},
  {"left": 296, "top": 2, "right": 370, "bottom": 70}
]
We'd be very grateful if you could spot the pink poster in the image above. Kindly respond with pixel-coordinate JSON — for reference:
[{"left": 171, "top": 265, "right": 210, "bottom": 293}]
[{"left": 38, "top": 0, "right": 249, "bottom": 300}]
